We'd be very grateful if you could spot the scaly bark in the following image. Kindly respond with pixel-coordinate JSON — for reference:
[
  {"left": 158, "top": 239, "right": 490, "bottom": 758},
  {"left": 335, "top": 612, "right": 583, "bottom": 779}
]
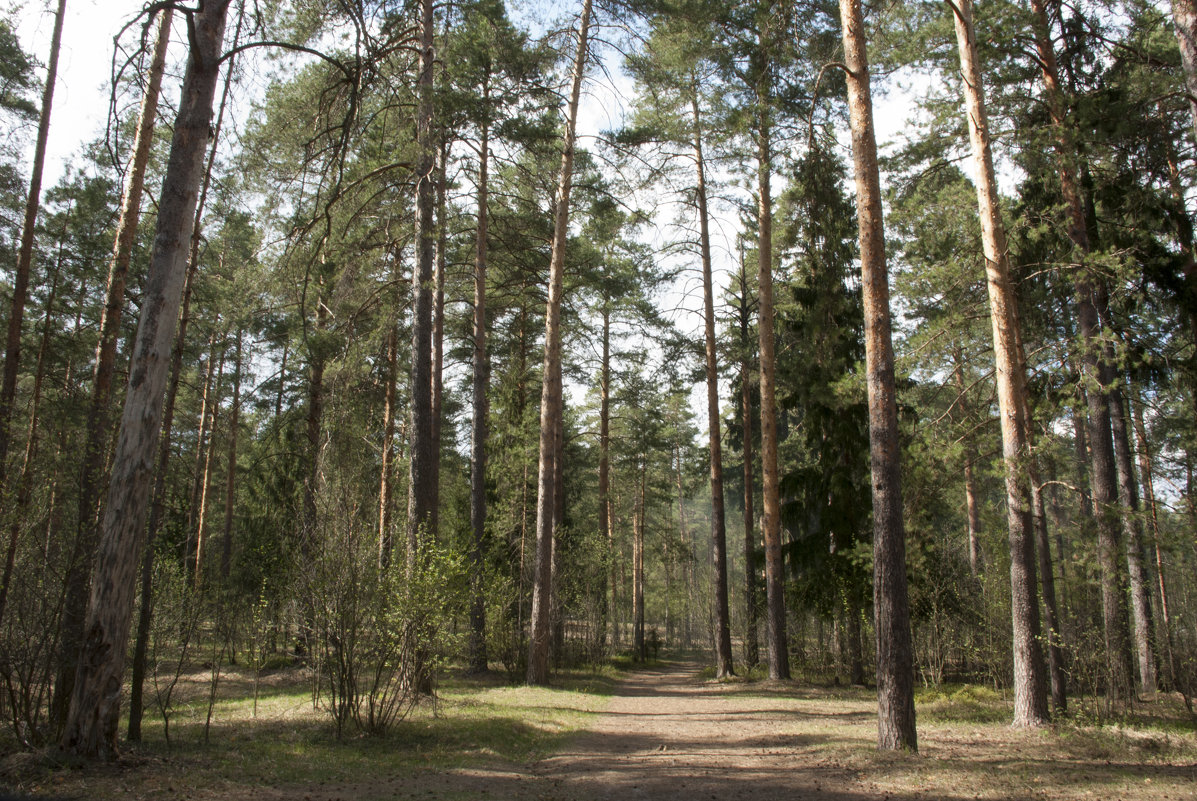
[
  {"left": 467, "top": 112, "right": 491, "bottom": 673},
  {"left": 1172, "top": 0, "right": 1197, "bottom": 142},
  {"left": 220, "top": 329, "right": 242, "bottom": 580},
  {"left": 0, "top": 258, "right": 60, "bottom": 627},
  {"left": 753, "top": 24, "right": 789, "bottom": 681},
  {"left": 527, "top": 0, "right": 592, "bottom": 685},
  {"left": 128, "top": 14, "right": 237, "bottom": 735},
  {"left": 407, "top": 0, "right": 439, "bottom": 556},
  {"left": 738, "top": 255, "right": 759, "bottom": 668},
  {"left": 0, "top": 0, "right": 66, "bottom": 491},
  {"left": 379, "top": 326, "right": 398, "bottom": 569},
  {"left": 1107, "top": 371, "right": 1157, "bottom": 693},
  {"left": 691, "top": 84, "right": 733, "bottom": 678},
  {"left": 60, "top": 0, "right": 233, "bottom": 758},
  {"left": 1026, "top": 0, "right": 1135, "bottom": 706},
  {"left": 841, "top": 0, "right": 918, "bottom": 748}
]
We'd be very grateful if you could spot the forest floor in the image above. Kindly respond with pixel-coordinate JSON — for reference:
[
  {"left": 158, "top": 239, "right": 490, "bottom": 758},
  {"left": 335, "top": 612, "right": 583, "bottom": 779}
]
[{"left": 3, "top": 655, "right": 1196, "bottom": 800}]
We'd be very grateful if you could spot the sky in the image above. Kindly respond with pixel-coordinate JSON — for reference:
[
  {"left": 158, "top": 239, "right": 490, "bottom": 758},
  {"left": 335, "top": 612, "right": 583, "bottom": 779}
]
[
  {"left": 13, "top": 0, "right": 151, "bottom": 186},
  {"left": 8, "top": 0, "right": 933, "bottom": 420}
]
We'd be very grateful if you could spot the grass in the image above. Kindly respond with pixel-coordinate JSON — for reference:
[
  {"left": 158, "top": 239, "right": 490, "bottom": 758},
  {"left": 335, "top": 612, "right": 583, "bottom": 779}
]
[
  {"left": 1, "top": 660, "right": 619, "bottom": 800},
  {"left": 3, "top": 654, "right": 1194, "bottom": 801}
]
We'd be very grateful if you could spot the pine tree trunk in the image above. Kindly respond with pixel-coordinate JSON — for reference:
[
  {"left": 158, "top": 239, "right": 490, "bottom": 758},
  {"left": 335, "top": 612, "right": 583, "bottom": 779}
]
[
  {"left": 467, "top": 116, "right": 491, "bottom": 673},
  {"left": 407, "top": 0, "right": 439, "bottom": 556},
  {"left": 1107, "top": 374, "right": 1157, "bottom": 693},
  {"left": 0, "top": 0, "right": 66, "bottom": 492},
  {"left": 128, "top": 22, "right": 236, "bottom": 735},
  {"left": 1011, "top": 316, "right": 1069, "bottom": 713},
  {"left": 840, "top": 0, "right": 918, "bottom": 748},
  {"left": 194, "top": 344, "right": 225, "bottom": 589},
  {"left": 130, "top": 219, "right": 207, "bottom": 743},
  {"left": 951, "top": 0, "right": 1050, "bottom": 728},
  {"left": 0, "top": 260, "right": 60, "bottom": 627},
  {"left": 59, "top": 0, "right": 233, "bottom": 758},
  {"left": 8, "top": 0, "right": 69, "bottom": 729},
  {"left": 739, "top": 256, "right": 759, "bottom": 668},
  {"left": 600, "top": 307, "right": 613, "bottom": 650},
  {"left": 754, "top": 34, "right": 789, "bottom": 681},
  {"left": 1132, "top": 394, "right": 1178, "bottom": 690},
  {"left": 692, "top": 87, "right": 734, "bottom": 678},
  {"left": 379, "top": 326, "right": 398, "bottom": 569},
  {"left": 1172, "top": 0, "right": 1197, "bottom": 142},
  {"left": 1026, "top": 0, "right": 1135, "bottom": 707},
  {"left": 74, "top": 6, "right": 172, "bottom": 618},
  {"left": 527, "top": 0, "right": 592, "bottom": 685},
  {"left": 633, "top": 459, "right": 646, "bottom": 662},
  {"left": 953, "top": 351, "right": 982, "bottom": 574},
  {"left": 220, "top": 330, "right": 242, "bottom": 580},
  {"left": 431, "top": 138, "right": 448, "bottom": 540}
]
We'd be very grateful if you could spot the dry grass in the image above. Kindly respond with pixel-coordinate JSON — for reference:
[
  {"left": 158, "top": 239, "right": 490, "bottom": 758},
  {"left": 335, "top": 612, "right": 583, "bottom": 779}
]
[{"left": 1, "top": 659, "right": 1194, "bottom": 801}]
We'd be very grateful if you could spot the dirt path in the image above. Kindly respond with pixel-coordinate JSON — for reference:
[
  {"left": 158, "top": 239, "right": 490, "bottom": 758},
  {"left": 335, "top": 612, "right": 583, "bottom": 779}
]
[
  {"left": 176, "top": 657, "right": 1193, "bottom": 801},
  {"left": 522, "top": 658, "right": 870, "bottom": 800}
]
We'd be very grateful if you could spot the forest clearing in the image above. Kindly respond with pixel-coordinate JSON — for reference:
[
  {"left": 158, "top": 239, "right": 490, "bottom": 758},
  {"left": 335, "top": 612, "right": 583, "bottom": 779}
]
[
  {"left": 3, "top": 0, "right": 1197, "bottom": 792},
  {"left": 3, "top": 655, "right": 1196, "bottom": 800}
]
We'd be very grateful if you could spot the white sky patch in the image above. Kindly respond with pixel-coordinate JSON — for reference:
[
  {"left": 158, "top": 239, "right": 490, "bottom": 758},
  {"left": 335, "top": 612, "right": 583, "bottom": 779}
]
[{"left": 13, "top": 0, "right": 150, "bottom": 185}]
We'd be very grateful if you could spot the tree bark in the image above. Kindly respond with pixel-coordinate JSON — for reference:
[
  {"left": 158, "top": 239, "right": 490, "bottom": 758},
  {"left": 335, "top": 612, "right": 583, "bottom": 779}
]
[
  {"left": 1172, "top": 0, "right": 1197, "bottom": 143},
  {"left": 194, "top": 344, "right": 225, "bottom": 589},
  {"left": 754, "top": 28, "right": 789, "bottom": 681},
  {"left": 60, "top": 0, "right": 233, "bottom": 759},
  {"left": 75, "top": 5, "right": 172, "bottom": 604},
  {"left": 0, "top": 0, "right": 66, "bottom": 492},
  {"left": 1107, "top": 374, "right": 1157, "bottom": 693},
  {"left": 0, "top": 257, "right": 60, "bottom": 627},
  {"left": 841, "top": 0, "right": 918, "bottom": 748},
  {"left": 691, "top": 86, "right": 734, "bottom": 678},
  {"left": 407, "top": 0, "right": 439, "bottom": 556},
  {"left": 467, "top": 114, "right": 491, "bottom": 673},
  {"left": 1132, "top": 393, "right": 1178, "bottom": 690},
  {"left": 600, "top": 307, "right": 613, "bottom": 650},
  {"left": 527, "top": 0, "right": 592, "bottom": 685},
  {"left": 1026, "top": 0, "right": 1135, "bottom": 706},
  {"left": 220, "top": 329, "right": 242, "bottom": 580},
  {"left": 633, "top": 459, "right": 646, "bottom": 662},
  {"left": 953, "top": 351, "right": 982, "bottom": 574},
  {"left": 128, "top": 20, "right": 236, "bottom": 736},
  {"left": 431, "top": 138, "right": 448, "bottom": 540},
  {"left": 379, "top": 325, "right": 398, "bottom": 569},
  {"left": 738, "top": 255, "right": 759, "bottom": 668}
]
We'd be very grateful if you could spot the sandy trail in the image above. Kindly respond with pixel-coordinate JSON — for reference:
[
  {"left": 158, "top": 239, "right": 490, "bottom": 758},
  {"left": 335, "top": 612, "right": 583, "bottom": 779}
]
[{"left": 521, "top": 658, "right": 869, "bottom": 800}]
